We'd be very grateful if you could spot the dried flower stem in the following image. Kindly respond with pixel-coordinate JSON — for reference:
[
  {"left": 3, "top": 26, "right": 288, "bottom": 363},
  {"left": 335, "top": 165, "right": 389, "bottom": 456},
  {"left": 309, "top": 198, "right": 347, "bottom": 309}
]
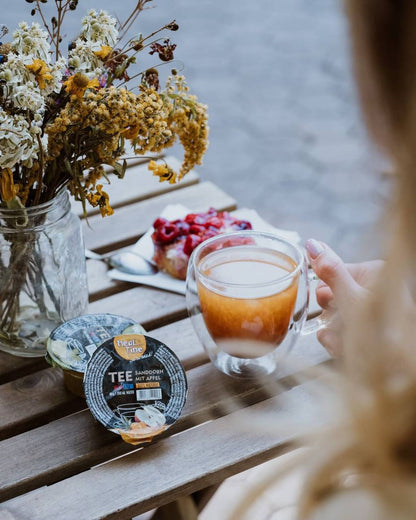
[
  {"left": 118, "top": 0, "right": 153, "bottom": 42},
  {"left": 34, "top": 1, "right": 55, "bottom": 46},
  {"left": 33, "top": 134, "right": 44, "bottom": 206}
]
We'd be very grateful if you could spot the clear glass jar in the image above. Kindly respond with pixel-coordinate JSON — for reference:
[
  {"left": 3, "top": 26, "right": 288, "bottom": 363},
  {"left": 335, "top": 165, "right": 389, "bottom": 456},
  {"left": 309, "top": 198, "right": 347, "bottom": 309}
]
[{"left": 0, "top": 190, "right": 88, "bottom": 357}]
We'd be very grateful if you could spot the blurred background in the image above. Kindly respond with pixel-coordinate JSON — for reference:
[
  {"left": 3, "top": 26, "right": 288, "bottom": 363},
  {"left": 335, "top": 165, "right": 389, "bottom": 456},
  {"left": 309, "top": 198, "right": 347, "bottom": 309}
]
[{"left": 3, "top": 0, "right": 391, "bottom": 261}]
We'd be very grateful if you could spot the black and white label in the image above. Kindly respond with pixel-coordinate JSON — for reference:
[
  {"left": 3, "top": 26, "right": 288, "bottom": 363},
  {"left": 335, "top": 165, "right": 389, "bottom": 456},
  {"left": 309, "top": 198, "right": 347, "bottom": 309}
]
[{"left": 84, "top": 334, "right": 187, "bottom": 435}]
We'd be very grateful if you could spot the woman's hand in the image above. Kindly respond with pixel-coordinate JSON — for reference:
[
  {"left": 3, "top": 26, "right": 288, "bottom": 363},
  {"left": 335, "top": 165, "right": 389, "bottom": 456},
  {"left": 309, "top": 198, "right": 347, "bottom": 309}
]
[{"left": 305, "top": 239, "right": 383, "bottom": 357}]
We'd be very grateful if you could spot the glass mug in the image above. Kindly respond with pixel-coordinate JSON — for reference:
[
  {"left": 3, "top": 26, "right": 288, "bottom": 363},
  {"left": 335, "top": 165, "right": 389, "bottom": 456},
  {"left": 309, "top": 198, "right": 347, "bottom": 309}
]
[{"left": 186, "top": 230, "right": 325, "bottom": 378}]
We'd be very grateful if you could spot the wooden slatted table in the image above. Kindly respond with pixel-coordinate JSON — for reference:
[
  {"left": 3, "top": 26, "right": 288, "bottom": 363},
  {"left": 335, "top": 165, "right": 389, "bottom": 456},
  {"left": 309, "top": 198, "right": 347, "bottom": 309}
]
[{"left": 0, "top": 157, "right": 329, "bottom": 520}]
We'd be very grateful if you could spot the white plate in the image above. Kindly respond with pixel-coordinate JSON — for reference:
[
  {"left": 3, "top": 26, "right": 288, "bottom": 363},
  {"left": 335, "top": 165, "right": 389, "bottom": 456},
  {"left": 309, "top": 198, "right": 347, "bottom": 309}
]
[{"left": 108, "top": 205, "right": 301, "bottom": 295}]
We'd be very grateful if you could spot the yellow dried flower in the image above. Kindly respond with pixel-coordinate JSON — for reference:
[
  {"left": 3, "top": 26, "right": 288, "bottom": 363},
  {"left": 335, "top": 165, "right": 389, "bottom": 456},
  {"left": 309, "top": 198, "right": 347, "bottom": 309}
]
[
  {"left": 25, "top": 59, "right": 53, "bottom": 90},
  {"left": 94, "top": 45, "right": 112, "bottom": 60},
  {"left": 0, "top": 168, "right": 19, "bottom": 202},
  {"left": 148, "top": 160, "right": 177, "bottom": 184},
  {"left": 63, "top": 73, "right": 100, "bottom": 99},
  {"left": 86, "top": 184, "right": 114, "bottom": 217},
  {"left": 161, "top": 75, "right": 209, "bottom": 179}
]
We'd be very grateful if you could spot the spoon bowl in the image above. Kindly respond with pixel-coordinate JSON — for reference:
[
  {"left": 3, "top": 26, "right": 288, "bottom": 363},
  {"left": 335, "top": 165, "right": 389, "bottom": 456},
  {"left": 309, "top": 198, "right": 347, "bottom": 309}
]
[{"left": 85, "top": 249, "right": 158, "bottom": 276}]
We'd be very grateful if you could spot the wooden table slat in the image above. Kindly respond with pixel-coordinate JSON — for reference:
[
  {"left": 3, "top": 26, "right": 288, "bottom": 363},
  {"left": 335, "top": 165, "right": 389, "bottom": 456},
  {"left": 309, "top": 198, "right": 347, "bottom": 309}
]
[
  {"left": 0, "top": 273, "right": 320, "bottom": 385},
  {"left": 87, "top": 285, "right": 187, "bottom": 331},
  {"left": 0, "top": 355, "right": 48, "bottom": 386},
  {"left": 82, "top": 181, "right": 237, "bottom": 252},
  {"left": 0, "top": 368, "right": 82, "bottom": 441},
  {"left": 0, "top": 379, "right": 324, "bottom": 520},
  {"left": 87, "top": 259, "right": 135, "bottom": 302},
  {"left": 0, "top": 332, "right": 328, "bottom": 502},
  {"left": 0, "top": 318, "right": 204, "bottom": 440},
  {"left": 0, "top": 309, "right": 326, "bottom": 441}
]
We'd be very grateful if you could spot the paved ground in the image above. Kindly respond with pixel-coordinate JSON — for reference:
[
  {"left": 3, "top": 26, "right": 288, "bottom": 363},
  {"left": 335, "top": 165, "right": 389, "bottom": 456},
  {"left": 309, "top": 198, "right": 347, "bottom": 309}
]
[{"left": 4, "top": 0, "right": 390, "bottom": 262}]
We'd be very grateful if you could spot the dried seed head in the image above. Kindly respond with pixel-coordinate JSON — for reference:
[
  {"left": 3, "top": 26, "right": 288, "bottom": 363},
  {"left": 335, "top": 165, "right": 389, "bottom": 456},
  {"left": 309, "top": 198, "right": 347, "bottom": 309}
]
[
  {"left": 167, "top": 21, "right": 179, "bottom": 31},
  {"left": 132, "top": 41, "right": 143, "bottom": 51}
]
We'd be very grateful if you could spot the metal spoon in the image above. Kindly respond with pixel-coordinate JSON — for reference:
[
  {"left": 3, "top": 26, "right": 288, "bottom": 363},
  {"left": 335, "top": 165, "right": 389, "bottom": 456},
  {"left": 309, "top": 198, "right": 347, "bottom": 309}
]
[{"left": 85, "top": 248, "right": 158, "bottom": 275}]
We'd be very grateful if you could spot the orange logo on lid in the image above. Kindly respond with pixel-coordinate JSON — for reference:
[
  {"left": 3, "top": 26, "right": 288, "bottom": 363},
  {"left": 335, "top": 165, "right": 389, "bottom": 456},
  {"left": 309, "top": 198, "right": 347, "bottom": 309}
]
[{"left": 114, "top": 334, "right": 147, "bottom": 360}]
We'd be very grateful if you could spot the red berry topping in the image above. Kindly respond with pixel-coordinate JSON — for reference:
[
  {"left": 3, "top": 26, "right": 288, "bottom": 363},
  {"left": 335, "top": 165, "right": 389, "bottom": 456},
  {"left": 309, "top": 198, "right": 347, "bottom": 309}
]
[
  {"left": 155, "top": 223, "right": 180, "bottom": 244},
  {"left": 184, "top": 213, "right": 197, "bottom": 225},
  {"left": 185, "top": 209, "right": 218, "bottom": 225},
  {"left": 235, "top": 220, "right": 252, "bottom": 230},
  {"left": 205, "top": 216, "right": 222, "bottom": 228},
  {"left": 152, "top": 208, "right": 254, "bottom": 269},
  {"left": 183, "top": 234, "right": 203, "bottom": 256},
  {"left": 153, "top": 217, "right": 169, "bottom": 229},
  {"left": 201, "top": 229, "right": 217, "bottom": 240},
  {"left": 189, "top": 224, "right": 205, "bottom": 234},
  {"left": 175, "top": 221, "right": 191, "bottom": 235}
]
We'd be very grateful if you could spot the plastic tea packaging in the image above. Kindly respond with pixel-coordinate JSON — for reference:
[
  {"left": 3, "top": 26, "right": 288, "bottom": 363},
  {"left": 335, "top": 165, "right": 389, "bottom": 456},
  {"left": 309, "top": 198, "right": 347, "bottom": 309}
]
[
  {"left": 46, "top": 314, "right": 146, "bottom": 396},
  {"left": 84, "top": 333, "right": 187, "bottom": 445}
]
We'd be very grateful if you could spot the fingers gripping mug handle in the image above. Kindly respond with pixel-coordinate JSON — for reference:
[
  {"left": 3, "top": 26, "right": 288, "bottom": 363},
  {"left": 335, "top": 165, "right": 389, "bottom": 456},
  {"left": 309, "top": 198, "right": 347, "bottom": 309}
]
[{"left": 301, "top": 267, "right": 330, "bottom": 336}]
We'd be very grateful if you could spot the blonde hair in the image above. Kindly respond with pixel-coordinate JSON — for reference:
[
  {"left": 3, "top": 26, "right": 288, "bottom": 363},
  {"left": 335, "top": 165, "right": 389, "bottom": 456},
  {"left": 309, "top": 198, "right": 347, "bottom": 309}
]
[
  {"left": 300, "top": 1, "right": 416, "bottom": 516},
  {"left": 229, "top": 2, "right": 416, "bottom": 519}
]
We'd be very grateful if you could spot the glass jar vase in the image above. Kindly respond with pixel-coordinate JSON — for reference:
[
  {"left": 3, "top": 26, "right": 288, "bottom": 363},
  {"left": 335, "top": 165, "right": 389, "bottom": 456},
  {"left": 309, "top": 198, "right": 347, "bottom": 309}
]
[{"left": 0, "top": 190, "right": 88, "bottom": 357}]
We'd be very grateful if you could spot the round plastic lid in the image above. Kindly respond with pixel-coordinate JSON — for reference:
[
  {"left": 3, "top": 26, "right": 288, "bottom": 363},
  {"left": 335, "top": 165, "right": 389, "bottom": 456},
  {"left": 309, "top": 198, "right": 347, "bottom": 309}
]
[
  {"left": 46, "top": 314, "right": 145, "bottom": 373},
  {"left": 84, "top": 333, "right": 188, "bottom": 445}
]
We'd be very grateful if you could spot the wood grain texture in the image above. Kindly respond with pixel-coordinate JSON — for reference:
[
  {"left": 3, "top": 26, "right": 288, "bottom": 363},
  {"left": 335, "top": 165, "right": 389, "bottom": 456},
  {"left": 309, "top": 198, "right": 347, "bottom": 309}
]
[
  {"left": 87, "top": 259, "right": 135, "bottom": 302},
  {"left": 87, "top": 285, "right": 187, "bottom": 331},
  {"left": 0, "top": 354, "right": 48, "bottom": 386},
  {"left": 82, "top": 181, "right": 237, "bottom": 252},
  {"left": 72, "top": 157, "right": 199, "bottom": 218},
  {"left": 0, "top": 319, "right": 205, "bottom": 442},
  {"left": 0, "top": 380, "right": 325, "bottom": 520},
  {"left": 0, "top": 333, "right": 328, "bottom": 503},
  {"left": 0, "top": 368, "right": 83, "bottom": 440},
  {"left": 0, "top": 313, "right": 328, "bottom": 444}
]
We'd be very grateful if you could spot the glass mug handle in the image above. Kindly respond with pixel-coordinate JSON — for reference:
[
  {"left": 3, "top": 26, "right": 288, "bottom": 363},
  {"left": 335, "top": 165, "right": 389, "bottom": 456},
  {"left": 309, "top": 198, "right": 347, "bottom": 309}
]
[{"left": 301, "top": 268, "right": 330, "bottom": 336}]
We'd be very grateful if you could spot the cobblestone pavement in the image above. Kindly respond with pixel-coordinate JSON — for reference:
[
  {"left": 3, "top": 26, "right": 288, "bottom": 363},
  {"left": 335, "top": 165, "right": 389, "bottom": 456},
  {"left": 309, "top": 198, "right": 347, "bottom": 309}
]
[{"left": 5, "top": 0, "right": 391, "bottom": 261}]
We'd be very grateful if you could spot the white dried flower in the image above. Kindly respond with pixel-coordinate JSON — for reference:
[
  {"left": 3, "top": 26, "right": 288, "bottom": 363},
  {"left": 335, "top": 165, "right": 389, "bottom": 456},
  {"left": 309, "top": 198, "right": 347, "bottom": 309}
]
[
  {"left": 80, "top": 10, "right": 118, "bottom": 51},
  {"left": 12, "top": 83, "right": 45, "bottom": 112},
  {"left": 0, "top": 110, "right": 40, "bottom": 169},
  {"left": 45, "top": 56, "right": 66, "bottom": 95},
  {"left": 0, "top": 54, "right": 46, "bottom": 112},
  {"left": 68, "top": 39, "right": 102, "bottom": 76},
  {"left": 0, "top": 53, "right": 30, "bottom": 86},
  {"left": 11, "top": 22, "right": 50, "bottom": 65}
]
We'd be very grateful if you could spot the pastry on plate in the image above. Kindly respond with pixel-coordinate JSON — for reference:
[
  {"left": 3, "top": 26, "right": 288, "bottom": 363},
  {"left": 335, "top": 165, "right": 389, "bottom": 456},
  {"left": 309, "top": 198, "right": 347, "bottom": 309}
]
[{"left": 151, "top": 208, "right": 252, "bottom": 280}]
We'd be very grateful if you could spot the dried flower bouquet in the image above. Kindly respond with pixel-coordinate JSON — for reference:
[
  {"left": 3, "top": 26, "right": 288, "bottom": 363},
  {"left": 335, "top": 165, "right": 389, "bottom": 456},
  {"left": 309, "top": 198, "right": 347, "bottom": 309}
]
[{"left": 0, "top": 0, "right": 208, "bottom": 353}]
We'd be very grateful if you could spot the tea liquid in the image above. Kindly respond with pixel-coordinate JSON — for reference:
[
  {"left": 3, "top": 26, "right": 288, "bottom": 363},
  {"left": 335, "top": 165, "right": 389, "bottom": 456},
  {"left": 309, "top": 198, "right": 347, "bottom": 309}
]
[{"left": 197, "top": 246, "right": 298, "bottom": 350}]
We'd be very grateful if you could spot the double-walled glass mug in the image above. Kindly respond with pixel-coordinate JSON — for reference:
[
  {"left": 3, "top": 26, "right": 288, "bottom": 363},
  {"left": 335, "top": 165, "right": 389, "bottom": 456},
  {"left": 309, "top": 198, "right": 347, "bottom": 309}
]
[{"left": 186, "top": 230, "right": 324, "bottom": 378}]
